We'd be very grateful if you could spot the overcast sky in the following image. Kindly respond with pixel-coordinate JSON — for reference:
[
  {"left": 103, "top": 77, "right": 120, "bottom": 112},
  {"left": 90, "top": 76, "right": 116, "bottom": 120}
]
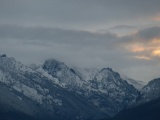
[{"left": 0, "top": 0, "right": 160, "bottom": 82}]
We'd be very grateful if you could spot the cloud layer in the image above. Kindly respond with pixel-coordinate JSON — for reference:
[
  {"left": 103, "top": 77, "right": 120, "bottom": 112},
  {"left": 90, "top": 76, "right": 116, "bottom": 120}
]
[
  {"left": 0, "top": 0, "right": 160, "bottom": 82},
  {"left": 1, "top": 0, "right": 160, "bottom": 30},
  {"left": 121, "top": 27, "right": 160, "bottom": 60},
  {"left": 1, "top": 24, "right": 160, "bottom": 82}
]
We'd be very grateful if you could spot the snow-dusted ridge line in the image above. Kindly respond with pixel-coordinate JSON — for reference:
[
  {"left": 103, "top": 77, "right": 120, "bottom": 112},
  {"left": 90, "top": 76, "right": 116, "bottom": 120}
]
[
  {"left": 41, "top": 58, "right": 140, "bottom": 115},
  {"left": 0, "top": 55, "right": 62, "bottom": 106},
  {"left": 3, "top": 54, "right": 159, "bottom": 119},
  {"left": 0, "top": 55, "right": 110, "bottom": 120},
  {"left": 0, "top": 54, "right": 160, "bottom": 120},
  {"left": 137, "top": 78, "right": 160, "bottom": 105}
]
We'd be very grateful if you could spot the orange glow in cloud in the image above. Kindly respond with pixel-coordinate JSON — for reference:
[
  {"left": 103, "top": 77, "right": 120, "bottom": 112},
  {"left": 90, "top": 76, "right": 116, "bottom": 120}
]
[
  {"left": 151, "top": 39, "right": 160, "bottom": 44},
  {"left": 125, "top": 43, "right": 146, "bottom": 53},
  {"left": 152, "top": 14, "right": 160, "bottom": 21},
  {"left": 152, "top": 49, "right": 160, "bottom": 56},
  {"left": 124, "top": 38, "right": 160, "bottom": 60},
  {"left": 153, "top": 16, "right": 160, "bottom": 21},
  {"left": 130, "top": 45, "right": 145, "bottom": 52},
  {"left": 134, "top": 56, "right": 151, "bottom": 60}
]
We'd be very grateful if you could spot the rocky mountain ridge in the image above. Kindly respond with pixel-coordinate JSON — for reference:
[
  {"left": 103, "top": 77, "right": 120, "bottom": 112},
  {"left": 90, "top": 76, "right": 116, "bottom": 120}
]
[
  {"left": 0, "top": 55, "right": 107, "bottom": 120},
  {"left": 0, "top": 54, "right": 159, "bottom": 120}
]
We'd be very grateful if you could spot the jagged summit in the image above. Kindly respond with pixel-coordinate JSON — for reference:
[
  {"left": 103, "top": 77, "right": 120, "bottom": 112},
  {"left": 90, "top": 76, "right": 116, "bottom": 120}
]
[
  {"left": 138, "top": 78, "right": 160, "bottom": 104},
  {"left": 147, "top": 78, "right": 160, "bottom": 85},
  {"left": 101, "top": 67, "right": 113, "bottom": 72},
  {"left": 40, "top": 59, "right": 139, "bottom": 116},
  {"left": 42, "top": 59, "right": 66, "bottom": 71},
  {"left": 0, "top": 54, "right": 33, "bottom": 74},
  {"left": 97, "top": 67, "right": 120, "bottom": 79},
  {"left": 43, "top": 59, "right": 64, "bottom": 66},
  {"left": 0, "top": 54, "right": 7, "bottom": 57},
  {"left": 93, "top": 67, "right": 139, "bottom": 107},
  {"left": 0, "top": 56, "right": 108, "bottom": 120}
]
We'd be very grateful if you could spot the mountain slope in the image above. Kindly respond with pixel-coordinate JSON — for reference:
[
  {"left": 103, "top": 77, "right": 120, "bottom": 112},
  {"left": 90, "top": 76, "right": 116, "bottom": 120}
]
[
  {"left": 99, "top": 77, "right": 160, "bottom": 120},
  {"left": 89, "top": 68, "right": 139, "bottom": 115},
  {"left": 0, "top": 55, "right": 108, "bottom": 120},
  {"left": 102, "top": 97, "right": 160, "bottom": 120},
  {"left": 137, "top": 78, "right": 160, "bottom": 104},
  {"left": 0, "top": 55, "right": 144, "bottom": 119},
  {"left": 42, "top": 60, "right": 139, "bottom": 116}
]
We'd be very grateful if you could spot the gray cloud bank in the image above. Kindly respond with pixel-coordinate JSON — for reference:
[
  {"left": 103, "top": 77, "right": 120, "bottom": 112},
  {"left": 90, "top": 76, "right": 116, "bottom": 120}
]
[
  {"left": 1, "top": 0, "right": 160, "bottom": 30},
  {"left": 0, "top": 24, "right": 160, "bottom": 82},
  {"left": 0, "top": 24, "right": 117, "bottom": 47},
  {"left": 1, "top": 0, "right": 160, "bottom": 82}
]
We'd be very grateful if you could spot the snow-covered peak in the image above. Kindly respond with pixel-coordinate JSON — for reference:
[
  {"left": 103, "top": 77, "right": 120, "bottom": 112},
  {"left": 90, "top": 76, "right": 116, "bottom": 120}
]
[
  {"left": 138, "top": 78, "right": 160, "bottom": 104},
  {"left": 0, "top": 54, "right": 17, "bottom": 66},
  {"left": 0, "top": 54, "right": 33, "bottom": 73},
  {"left": 142, "top": 78, "right": 160, "bottom": 97},
  {"left": 0, "top": 56, "right": 109, "bottom": 120},
  {"left": 0, "top": 54, "right": 7, "bottom": 57},
  {"left": 42, "top": 59, "right": 67, "bottom": 71},
  {"left": 95, "top": 68, "right": 121, "bottom": 83},
  {"left": 141, "top": 78, "right": 160, "bottom": 94},
  {"left": 147, "top": 78, "right": 160, "bottom": 86},
  {"left": 99, "top": 68, "right": 119, "bottom": 77},
  {"left": 41, "top": 61, "right": 139, "bottom": 115},
  {"left": 42, "top": 59, "right": 85, "bottom": 89},
  {"left": 90, "top": 67, "right": 139, "bottom": 112}
]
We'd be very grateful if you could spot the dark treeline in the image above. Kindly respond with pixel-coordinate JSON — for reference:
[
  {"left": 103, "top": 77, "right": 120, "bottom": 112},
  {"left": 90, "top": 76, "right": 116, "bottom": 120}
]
[{"left": 101, "top": 98, "right": 160, "bottom": 120}]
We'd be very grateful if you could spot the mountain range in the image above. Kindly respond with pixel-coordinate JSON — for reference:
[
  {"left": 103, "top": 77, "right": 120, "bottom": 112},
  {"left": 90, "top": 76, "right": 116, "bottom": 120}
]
[{"left": 0, "top": 54, "right": 159, "bottom": 120}]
